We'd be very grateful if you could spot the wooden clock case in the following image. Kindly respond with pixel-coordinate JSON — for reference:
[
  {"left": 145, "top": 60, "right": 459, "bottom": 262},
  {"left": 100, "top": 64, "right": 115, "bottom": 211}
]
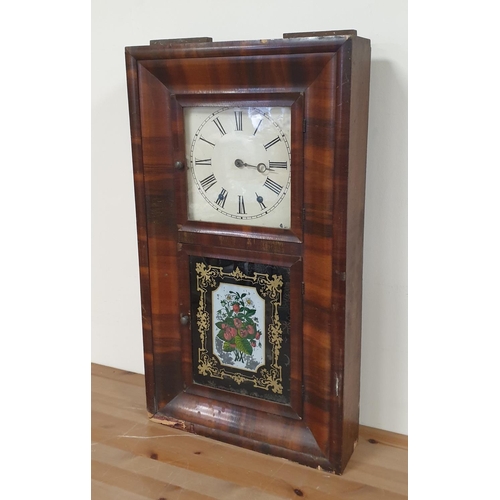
[{"left": 125, "top": 30, "right": 371, "bottom": 474}]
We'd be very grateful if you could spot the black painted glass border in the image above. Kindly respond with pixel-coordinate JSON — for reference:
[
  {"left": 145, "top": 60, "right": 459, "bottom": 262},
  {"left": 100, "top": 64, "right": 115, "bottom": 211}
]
[{"left": 189, "top": 256, "right": 291, "bottom": 404}]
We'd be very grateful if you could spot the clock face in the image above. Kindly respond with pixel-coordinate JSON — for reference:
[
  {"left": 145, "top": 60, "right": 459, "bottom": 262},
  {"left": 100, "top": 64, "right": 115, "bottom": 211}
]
[{"left": 184, "top": 106, "right": 292, "bottom": 229}]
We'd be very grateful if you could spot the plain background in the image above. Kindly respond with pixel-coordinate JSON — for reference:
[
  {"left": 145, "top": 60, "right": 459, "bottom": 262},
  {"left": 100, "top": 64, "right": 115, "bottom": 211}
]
[{"left": 91, "top": 0, "right": 408, "bottom": 435}]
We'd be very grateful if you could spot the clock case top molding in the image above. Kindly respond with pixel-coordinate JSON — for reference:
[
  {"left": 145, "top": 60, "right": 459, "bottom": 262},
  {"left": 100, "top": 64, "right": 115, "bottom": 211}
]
[{"left": 125, "top": 30, "right": 371, "bottom": 474}]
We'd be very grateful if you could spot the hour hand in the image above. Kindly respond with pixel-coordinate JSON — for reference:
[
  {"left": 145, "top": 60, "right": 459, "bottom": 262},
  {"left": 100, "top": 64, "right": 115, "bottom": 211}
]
[
  {"left": 234, "top": 159, "right": 274, "bottom": 173},
  {"left": 234, "top": 159, "right": 248, "bottom": 168}
]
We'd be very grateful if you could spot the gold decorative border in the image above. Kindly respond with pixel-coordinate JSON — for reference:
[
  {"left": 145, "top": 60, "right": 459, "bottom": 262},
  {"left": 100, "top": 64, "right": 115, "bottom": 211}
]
[{"left": 195, "top": 262, "right": 284, "bottom": 394}]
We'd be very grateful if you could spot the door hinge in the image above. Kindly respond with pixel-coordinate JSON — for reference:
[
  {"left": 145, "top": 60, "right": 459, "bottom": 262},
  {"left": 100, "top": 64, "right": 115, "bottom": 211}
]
[
  {"left": 303, "top": 118, "right": 307, "bottom": 134},
  {"left": 302, "top": 282, "right": 305, "bottom": 295}
]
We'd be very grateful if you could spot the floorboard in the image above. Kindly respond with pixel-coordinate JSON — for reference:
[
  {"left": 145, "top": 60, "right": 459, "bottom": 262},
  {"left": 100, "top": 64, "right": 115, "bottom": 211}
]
[{"left": 91, "top": 363, "right": 408, "bottom": 499}]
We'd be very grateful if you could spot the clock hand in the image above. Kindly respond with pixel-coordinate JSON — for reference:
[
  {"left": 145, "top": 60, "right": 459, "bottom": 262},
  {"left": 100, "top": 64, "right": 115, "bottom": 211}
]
[
  {"left": 255, "top": 192, "right": 266, "bottom": 210},
  {"left": 235, "top": 159, "right": 262, "bottom": 169},
  {"left": 234, "top": 159, "right": 275, "bottom": 173}
]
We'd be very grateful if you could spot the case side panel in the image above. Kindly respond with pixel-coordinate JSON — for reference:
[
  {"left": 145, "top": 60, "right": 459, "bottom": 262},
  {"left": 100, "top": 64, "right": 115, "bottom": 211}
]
[
  {"left": 125, "top": 51, "right": 156, "bottom": 415},
  {"left": 341, "top": 36, "right": 371, "bottom": 473},
  {"left": 328, "top": 36, "right": 371, "bottom": 474}
]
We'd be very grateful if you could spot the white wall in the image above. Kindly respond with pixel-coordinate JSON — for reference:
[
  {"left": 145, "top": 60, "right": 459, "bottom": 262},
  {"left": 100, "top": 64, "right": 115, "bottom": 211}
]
[{"left": 91, "top": 0, "right": 407, "bottom": 435}]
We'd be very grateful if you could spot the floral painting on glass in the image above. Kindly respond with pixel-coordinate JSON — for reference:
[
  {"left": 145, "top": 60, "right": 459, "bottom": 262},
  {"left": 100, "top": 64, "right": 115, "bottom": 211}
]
[
  {"left": 189, "top": 256, "right": 291, "bottom": 404},
  {"left": 212, "top": 283, "right": 265, "bottom": 372}
]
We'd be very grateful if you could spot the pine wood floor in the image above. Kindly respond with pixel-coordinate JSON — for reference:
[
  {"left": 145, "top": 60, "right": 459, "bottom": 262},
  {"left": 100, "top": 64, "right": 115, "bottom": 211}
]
[{"left": 91, "top": 363, "right": 407, "bottom": 499}]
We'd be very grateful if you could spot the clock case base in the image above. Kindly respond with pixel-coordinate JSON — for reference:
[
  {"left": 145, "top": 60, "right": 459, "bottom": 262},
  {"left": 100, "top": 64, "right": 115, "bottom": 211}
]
[{"left": 125, "top": 31, "right": 371, "bottom": 474}]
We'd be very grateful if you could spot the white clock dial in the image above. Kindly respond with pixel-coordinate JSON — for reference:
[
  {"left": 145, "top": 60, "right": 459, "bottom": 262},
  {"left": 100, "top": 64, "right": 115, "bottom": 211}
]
[{"left": 184, "top": 106, "right": 292, "bottom": 229}]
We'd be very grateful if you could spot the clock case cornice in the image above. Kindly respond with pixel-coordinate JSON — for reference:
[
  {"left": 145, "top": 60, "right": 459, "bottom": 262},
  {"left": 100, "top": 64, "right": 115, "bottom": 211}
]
[
  {"left": 126, "top": 30, "right": 363, "bottom": 59},
  {"left": 125, "top": 31, "right": 371, "bottom": 474}
]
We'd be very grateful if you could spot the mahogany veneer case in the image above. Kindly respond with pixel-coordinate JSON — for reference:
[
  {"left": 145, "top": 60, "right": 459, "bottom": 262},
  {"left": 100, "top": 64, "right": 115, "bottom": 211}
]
[{"left": 125, "top": 30, "right": 371, "bottom": 474}]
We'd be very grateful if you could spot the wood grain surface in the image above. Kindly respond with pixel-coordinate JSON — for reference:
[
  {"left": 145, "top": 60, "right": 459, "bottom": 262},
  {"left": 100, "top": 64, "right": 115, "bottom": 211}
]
[
  {"left": 92, "top": 364, "right": 407, "bottom": 499},
  {"left": 125, "top": 33, "right": 371, "bottom": 473}
]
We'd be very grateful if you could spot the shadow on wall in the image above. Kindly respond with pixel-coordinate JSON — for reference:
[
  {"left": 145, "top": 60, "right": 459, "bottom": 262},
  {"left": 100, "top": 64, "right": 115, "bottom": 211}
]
[{"left": 359, "top": 58, "right": 408, "bottom": 434}]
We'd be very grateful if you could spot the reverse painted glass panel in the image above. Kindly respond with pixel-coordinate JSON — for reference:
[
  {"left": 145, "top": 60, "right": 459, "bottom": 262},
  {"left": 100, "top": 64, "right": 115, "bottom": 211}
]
[{"left": 189, "top": 256, "right": 291, "bottom": 404}]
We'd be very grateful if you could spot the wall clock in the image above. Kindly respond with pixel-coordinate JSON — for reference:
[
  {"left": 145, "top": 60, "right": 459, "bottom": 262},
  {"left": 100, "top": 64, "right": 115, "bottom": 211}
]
[{"left": 125, "top": 30, "right": 371, "bottom": 474}]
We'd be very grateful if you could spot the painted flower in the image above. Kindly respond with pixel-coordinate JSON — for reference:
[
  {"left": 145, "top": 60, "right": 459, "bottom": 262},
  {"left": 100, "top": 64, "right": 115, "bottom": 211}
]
[
  {"left": 224, "top": 327, "right": 237, "bottom": 340},
  {"left": 214, "top": 290, "right": 263, "bottom": 364}
]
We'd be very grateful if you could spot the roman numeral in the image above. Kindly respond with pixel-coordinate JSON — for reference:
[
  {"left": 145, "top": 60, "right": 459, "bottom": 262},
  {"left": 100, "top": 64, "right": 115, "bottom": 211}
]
[
  {"left": 264, "top": 136, "right": 281, "bottom": 150},
  {"left": 213, "top": 117, "right": 226, "bottom": 136},
  {"left": 195, "top": 158, "right": 212, "bottom": 166},
  {"left": 199, "top": 173, "right": 217, "bottom": 191},
  {"left": 269, "top": 161, "right": 287, "bottom": 169},
  {"left": 253, "top": 119, "right": 263, "bottom": 136},
  {"left": 263, "top": 177, "right": 283, "bottom": 195},
  {"left": 215, "top": 188, "right": 228, "bottom": 208},
  {"left": 235, "top": 111, "right": 243, "bottom": 131},
  {"left": 199, "top": 136, "right": 215, "bottom": 147},
  {"left": 238, "top": 195, "right": 246, "bottom": 214}
]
